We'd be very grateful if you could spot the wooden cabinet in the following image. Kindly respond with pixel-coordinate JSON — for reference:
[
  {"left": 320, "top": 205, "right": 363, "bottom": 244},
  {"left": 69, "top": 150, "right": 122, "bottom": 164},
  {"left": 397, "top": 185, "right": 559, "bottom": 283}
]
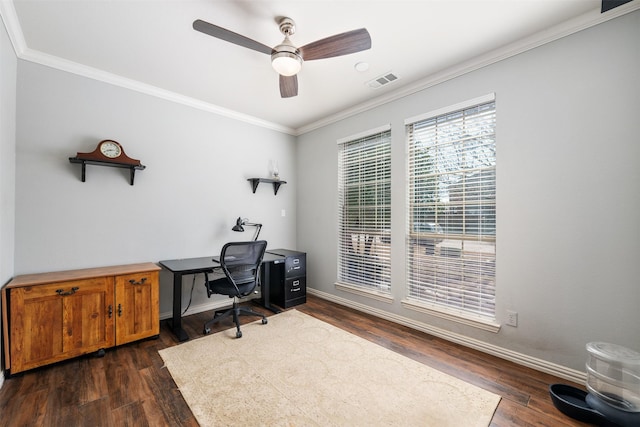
[
  {"left": 2, "top": 263, "right": 160, "bottom": 375},
  {"left": 114, "top": 270, "right": 159, "bottom": 346}
]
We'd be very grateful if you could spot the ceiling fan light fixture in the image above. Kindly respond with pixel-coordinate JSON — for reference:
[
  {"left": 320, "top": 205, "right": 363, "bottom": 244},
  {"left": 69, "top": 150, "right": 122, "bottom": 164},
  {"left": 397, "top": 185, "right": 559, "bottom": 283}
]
[
  {"left": 271, "top": 51, "right": 302, "bottom": 76},
  {"left": 193, "top": 17, "right": 371, "bottom": 97}
]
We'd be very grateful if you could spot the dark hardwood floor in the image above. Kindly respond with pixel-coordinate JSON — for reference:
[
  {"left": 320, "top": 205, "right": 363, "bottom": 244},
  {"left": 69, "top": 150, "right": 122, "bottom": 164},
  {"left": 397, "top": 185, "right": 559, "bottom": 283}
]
[{"left": 0, "top": 294, "right": 591, "bottom": 426}]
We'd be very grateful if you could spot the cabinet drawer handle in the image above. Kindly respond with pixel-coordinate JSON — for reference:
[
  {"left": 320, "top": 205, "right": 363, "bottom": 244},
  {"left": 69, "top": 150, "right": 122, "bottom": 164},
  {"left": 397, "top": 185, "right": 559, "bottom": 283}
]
[
  {"left": 129, "top": 277, "right": 147, "bottom": 285},
  {"left": 56, "top": 287, "right": 79, "bottom": 296}
]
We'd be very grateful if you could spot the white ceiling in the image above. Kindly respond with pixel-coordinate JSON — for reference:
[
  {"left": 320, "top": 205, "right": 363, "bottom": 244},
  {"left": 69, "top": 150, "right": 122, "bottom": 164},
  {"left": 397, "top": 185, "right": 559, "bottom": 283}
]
[{"left": 3, "top": 0, "right": 632, "bottom": 134}]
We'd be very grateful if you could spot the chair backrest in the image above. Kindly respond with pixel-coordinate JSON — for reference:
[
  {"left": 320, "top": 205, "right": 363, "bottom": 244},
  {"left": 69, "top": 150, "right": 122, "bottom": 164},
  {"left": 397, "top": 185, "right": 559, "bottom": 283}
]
[{"left": 219, "top": 240, "right": 268, "bottom": 294}]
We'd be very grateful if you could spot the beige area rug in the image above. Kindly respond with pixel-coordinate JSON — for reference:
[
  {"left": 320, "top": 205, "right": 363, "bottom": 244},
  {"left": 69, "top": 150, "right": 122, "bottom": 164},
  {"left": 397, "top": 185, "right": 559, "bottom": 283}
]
[{"left": 159, "top": 309, "right": 500, "bottom": 426}]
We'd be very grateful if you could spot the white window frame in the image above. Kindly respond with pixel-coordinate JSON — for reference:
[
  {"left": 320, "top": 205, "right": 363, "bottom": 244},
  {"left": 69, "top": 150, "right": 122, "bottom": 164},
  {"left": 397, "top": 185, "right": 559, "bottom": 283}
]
[
  {"left": 336, "top": 125, "right": 392, "bottom": 301},
  {"left": 404, "top": 95, "right": 499, "bottom": 331}
]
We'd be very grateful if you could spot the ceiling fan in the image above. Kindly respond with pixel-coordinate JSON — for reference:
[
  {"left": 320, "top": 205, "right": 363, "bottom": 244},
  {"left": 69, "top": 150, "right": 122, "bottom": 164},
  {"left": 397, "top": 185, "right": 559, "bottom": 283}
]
[{"left": 193, "top": 17, "right": 371, "bottom": 98}]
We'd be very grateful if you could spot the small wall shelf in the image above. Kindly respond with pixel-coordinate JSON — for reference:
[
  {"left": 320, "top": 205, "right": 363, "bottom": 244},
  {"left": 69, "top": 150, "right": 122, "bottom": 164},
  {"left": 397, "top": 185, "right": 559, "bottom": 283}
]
[
  {"left": 248, "top": 178, "right": 287, "bottom": 195},
  {"left": 69, "top": 157, "right": 146, "bottom": 185}
]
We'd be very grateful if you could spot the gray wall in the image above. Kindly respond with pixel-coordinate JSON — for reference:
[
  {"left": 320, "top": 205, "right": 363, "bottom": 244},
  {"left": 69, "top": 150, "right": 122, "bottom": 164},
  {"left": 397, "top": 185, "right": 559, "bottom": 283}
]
[
  {"left": 0, "top": 8, "right": 16, "bottom": 285},
  {"left": 2, "top": 5, "right": 638, "bottom": 386},
  {"left": 296, "top": 11, "right": 640, "bottom": 372},
  {"left": 0, "top": 15, "right": 17, "bottom": 392},
  {"left": 14, "top": 61, "right": 297, "bottom": 318}
]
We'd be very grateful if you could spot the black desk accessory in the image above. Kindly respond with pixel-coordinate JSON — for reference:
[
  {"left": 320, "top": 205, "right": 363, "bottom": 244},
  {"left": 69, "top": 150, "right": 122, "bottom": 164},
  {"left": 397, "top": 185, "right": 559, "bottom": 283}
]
[{"left": 232, "top": 217, "right": 262, "bottom": 241}]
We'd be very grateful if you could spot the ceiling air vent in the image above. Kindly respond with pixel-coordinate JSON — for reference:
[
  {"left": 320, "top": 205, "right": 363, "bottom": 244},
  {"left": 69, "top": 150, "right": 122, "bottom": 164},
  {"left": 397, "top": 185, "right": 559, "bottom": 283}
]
[{"left": 367, "top": 72, "right": 399, "bottom": 89}]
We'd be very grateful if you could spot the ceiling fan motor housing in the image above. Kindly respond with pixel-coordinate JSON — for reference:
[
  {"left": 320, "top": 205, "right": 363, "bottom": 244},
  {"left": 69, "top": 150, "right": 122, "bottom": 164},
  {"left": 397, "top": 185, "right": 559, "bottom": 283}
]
[{"left": 278, "top": 17, "right": 296, "bottom": 36}]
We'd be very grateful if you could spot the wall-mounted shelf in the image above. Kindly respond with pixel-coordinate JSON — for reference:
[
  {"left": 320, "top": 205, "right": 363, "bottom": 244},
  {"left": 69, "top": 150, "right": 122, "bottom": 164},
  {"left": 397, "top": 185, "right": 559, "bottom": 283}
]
[
  {"left": 69, "top": 157, "right": 146, "bottom": 185},
  {"left": 69, "top": 140, "right": 145, "bottom": 185},
  {"left": 248, "top": 178, "right": 287, "bottom": 195}
]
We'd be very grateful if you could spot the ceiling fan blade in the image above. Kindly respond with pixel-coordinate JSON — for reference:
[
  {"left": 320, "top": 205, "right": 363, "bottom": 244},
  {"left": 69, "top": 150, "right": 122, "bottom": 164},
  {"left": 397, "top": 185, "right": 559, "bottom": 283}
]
[
  {"left": 280, "top": 75, "right": 298, "bottom": 98},
  {"left": 193, "top": 19, "right": 272, "bottom": 55},
  {"left": 299, "top": 28, "right": 371, "bottom": 61}
]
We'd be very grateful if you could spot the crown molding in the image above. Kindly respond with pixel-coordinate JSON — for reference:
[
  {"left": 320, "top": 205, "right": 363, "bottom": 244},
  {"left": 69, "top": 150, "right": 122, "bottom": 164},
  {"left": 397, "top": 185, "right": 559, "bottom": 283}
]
[
  {"left": 296, "top": 1, "right": 640, "bottom": 135},
  {"left": 3, "top": 1, "right": 639, "bottom": 137},
  {"left": 0, "top": 0, "right": 26, "bottom": 56},
  {"left": 20, "top": 48, "right": 297, "bottom": 135},
  {"left": 0, "top": 1, "right": 297, "bottom": 136}
]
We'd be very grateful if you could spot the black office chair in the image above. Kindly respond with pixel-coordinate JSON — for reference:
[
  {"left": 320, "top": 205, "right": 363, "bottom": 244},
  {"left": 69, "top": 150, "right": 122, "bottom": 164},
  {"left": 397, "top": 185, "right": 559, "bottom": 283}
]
[{"left": 203, "top": 240, "right": 268, "bottom": 338}]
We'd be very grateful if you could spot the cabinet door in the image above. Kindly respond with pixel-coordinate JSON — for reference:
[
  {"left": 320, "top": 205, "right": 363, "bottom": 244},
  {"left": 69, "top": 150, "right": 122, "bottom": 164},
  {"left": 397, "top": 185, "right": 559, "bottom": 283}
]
[
  {"left": 9, "top": 277, "right": 115, "bottom": 374},
  {"left": 115, "top": 271, "right": 159, "bottom": 346}
]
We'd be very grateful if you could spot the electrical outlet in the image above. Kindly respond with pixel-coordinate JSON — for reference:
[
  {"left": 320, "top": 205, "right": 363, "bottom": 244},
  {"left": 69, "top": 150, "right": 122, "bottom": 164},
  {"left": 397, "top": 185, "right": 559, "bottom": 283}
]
[
  {"left": 506, "top": 310, "right": 518, "bottom": 327},
  {"left": 281, "top": 209, "right": 286, "bottom": 217}
]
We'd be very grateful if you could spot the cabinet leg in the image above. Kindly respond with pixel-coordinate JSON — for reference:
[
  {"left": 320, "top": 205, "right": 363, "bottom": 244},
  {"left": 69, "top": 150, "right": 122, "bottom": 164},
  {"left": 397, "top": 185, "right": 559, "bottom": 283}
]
[{"left": 95, "top": 348, "right": 106, "bottom": 358}]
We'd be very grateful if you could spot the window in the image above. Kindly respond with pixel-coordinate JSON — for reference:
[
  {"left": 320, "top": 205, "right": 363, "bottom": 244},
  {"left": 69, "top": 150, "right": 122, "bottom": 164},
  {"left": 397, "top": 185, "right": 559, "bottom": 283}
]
[
  {"left": 337, "top": 126, "right": 391, "bottom": 293},
  {"left": 405, "top": 95, "right": 496, "bottom": 321}
]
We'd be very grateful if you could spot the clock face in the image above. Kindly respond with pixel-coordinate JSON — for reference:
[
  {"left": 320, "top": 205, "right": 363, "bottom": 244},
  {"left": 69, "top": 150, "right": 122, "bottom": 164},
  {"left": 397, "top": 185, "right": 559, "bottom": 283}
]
[{"left": 100, "top": 141, "right": 122, "bottom": 158}]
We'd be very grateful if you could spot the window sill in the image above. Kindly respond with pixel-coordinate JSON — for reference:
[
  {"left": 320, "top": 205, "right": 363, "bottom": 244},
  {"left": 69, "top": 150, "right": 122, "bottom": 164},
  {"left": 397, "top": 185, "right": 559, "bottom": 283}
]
[
  {"left": 335, "top": 282, "right": 394, "bottom": 304},
  {"left": 401, "top": 298, "right": 501, "bottom": 333}
]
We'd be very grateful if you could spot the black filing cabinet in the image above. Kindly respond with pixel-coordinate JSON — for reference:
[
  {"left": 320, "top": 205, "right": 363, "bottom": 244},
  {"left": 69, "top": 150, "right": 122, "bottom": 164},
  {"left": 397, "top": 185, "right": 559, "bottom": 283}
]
[{"left": 264, "top": 249, "right": 306, "bottom": 308}]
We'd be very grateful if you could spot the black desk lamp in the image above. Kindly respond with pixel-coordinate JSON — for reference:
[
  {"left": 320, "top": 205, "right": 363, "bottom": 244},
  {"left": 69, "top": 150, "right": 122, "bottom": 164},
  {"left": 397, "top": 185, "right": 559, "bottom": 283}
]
[{"left": 232, "top": 217, "right": 262, "bottom": 241}]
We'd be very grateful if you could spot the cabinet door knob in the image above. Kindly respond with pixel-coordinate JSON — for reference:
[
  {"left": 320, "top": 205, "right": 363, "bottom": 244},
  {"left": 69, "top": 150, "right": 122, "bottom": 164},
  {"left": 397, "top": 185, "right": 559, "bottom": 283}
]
[
  {"left": 117, "top": 304, "right": 123, "bottom": 317},
  {"left": 56, "top": 287, "right": 79, "bottom": 296},
  {"left": 129, "top": 277, "right": 147, "bottom": 285},
  {"left": 108, "top": 305, "right": 113, "bottom": 318}
]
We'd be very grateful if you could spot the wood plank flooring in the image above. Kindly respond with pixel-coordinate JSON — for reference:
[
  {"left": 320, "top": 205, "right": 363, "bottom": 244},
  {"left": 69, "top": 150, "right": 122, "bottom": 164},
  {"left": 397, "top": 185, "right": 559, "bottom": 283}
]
[{"left": 0, "top": 294, "right": 591, "bottom": 426}]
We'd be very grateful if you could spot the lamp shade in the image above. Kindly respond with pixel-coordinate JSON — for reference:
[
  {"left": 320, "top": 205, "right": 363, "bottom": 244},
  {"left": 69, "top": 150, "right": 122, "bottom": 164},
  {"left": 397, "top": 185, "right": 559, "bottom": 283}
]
[
  {"left": 231, "top": 217, "right": 262, "bottom": 240},
  {"left": 232, "top": 217, "right": 244, "bottom": 232}
]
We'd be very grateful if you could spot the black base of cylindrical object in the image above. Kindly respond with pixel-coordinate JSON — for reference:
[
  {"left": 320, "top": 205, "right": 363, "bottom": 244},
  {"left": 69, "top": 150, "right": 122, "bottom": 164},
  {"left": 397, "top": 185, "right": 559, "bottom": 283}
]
[
  {"left": 549, "top": 384, "right": 640, "bottom": 427},
  {"left": 549, "top": 384, "right": 611, "bottom": 425},
  {"left": 586, "top": 393, "right": 640, "bottom": 427}
]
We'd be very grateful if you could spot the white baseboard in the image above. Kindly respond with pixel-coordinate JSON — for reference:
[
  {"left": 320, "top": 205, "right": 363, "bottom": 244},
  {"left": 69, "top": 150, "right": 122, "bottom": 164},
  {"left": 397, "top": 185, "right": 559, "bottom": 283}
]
[{"left": 307, "top": 288, "right": 586, "bottom": 385}]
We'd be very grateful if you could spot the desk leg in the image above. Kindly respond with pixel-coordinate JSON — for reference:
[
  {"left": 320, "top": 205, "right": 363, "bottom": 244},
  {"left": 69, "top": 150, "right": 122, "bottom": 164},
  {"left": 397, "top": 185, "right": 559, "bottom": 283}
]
[
  {"left": 171, "top": 272, "right": 190, "bottom": 342},
  {"left": 260, "top": 261, "right": 282, "bottom": 314}
]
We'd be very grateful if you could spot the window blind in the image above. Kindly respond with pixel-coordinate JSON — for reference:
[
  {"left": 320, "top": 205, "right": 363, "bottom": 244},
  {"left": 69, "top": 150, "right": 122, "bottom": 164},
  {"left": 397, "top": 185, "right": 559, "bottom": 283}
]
[
  {"left": 337, "top": 128, "right": 391, "bottom": 292},
  {"left": 406, "top": 99, "right": 496, "bottom": 318}
]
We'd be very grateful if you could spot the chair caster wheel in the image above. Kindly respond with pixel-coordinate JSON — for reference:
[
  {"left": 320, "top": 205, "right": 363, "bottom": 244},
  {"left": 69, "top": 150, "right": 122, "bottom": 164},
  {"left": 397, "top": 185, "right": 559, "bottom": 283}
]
[
  {"left": 203, "top": 327, "right": 211, "bottom": 335},
  {"left": 236, "top": 331, "right": 242, "bottom": 338},
  {"left": 262, "top": 318, "right": 268, "bottom": 324}
]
